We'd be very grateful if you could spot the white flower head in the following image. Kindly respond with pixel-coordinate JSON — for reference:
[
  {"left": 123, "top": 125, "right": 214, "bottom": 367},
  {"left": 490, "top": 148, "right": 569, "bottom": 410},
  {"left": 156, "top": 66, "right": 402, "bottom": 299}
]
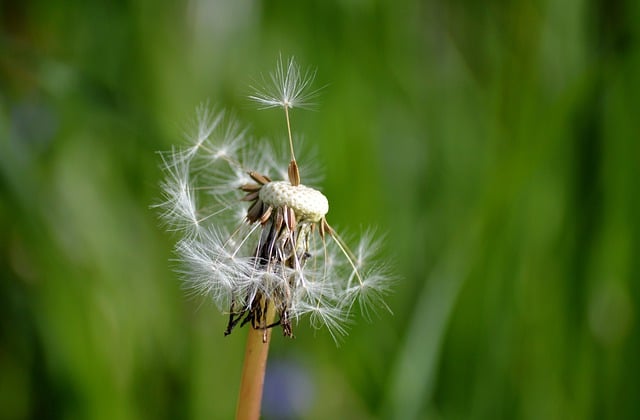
[{"left": 157, "top": 57, "right": 392, "bottom": 342}]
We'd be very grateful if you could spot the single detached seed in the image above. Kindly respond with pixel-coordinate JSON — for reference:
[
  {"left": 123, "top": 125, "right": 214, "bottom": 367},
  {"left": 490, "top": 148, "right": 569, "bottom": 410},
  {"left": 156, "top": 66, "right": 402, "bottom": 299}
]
[{"left": 259, "top": 181, "right": 329, "bottom": 222}]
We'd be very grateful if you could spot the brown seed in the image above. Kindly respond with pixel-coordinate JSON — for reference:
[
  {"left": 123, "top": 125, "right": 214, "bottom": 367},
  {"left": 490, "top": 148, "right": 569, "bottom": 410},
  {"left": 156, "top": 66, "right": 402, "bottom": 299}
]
[
  {"left": 246, "top": 200, "right": 263, "bottom": 223},
  {"left": 241, "top": 191, "right": 260, "bottom": 202},
  {"left": 288, "top": 160, "right": 300, "bottom": 186},
  {"left": 240, "top": 183, "right": 261, "bottom": 192},
  {"left": 259, "top": 206, "right": 273, "bottom": 224},
  {"left": 249, "top": 171, "right": 271, "bottom": 185}
]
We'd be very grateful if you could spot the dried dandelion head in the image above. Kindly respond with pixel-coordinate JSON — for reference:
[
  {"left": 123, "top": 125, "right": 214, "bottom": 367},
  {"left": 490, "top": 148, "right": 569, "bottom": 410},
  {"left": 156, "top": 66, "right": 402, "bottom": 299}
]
[{"left": 157, "top": 56, "right": 392, "bottom": 342}]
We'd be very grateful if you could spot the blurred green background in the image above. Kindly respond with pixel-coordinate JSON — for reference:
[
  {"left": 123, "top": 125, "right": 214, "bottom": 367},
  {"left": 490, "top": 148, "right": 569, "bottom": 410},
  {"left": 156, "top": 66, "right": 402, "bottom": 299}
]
[{"left": 1, "top": 0, "right": 639, "bottom": 419}]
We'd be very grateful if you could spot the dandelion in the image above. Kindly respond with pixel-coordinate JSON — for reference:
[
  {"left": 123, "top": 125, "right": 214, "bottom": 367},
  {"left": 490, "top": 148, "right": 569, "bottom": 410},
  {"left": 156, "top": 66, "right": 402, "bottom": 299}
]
[{"left": 156, "top": 56, "right": 392, "bottom": 419}]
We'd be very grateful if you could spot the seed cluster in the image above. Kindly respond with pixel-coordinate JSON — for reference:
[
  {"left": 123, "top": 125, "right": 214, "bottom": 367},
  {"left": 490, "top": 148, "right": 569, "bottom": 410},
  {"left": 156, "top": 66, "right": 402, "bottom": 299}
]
[{"left": 259, "top": 181, "right": 329, "bottom": 223}]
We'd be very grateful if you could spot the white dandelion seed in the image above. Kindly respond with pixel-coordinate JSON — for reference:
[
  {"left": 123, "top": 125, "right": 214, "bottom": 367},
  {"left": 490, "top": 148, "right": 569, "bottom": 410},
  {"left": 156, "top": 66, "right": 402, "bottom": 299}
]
[
  {"left": 155, "top": 151, "right": 200, "bottom": 235},
  {"left": 249, "top": 55, "right": 321, "bottom": 110},
  {"left": 157, "top": 56, "right": 393, "bottom": 342}
]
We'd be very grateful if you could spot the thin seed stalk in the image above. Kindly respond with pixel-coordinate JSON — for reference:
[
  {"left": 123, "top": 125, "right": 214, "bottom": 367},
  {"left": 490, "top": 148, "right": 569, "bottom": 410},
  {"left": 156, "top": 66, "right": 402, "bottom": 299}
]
[
  {"left": 284, "top": 106, "right": 301, "bottom": 186},
  {"left": 235, "top": 305, "right": 276, "bottom": 420},
  {"left": 284, "top": 106, "right": 295, "bottom": 164}
]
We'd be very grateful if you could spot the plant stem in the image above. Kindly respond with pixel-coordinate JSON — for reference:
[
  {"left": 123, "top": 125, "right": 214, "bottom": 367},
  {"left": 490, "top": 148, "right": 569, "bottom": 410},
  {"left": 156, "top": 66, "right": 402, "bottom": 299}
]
[{"left": 235, "top": 309, "right": 275, "bottom": 420}]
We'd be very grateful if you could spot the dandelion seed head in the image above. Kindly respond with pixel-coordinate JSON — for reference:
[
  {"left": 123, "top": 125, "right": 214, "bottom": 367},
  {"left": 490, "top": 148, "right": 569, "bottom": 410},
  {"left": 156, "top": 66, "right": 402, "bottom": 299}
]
[{"left": 157, "top": 58, "right": 393, "bottom": 343}]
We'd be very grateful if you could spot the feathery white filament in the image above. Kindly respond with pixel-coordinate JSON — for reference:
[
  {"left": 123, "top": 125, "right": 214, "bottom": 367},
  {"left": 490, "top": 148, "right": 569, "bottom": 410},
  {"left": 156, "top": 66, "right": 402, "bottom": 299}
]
[{"left": 248, "top": 56, "right": 320, "bottom": 110}]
